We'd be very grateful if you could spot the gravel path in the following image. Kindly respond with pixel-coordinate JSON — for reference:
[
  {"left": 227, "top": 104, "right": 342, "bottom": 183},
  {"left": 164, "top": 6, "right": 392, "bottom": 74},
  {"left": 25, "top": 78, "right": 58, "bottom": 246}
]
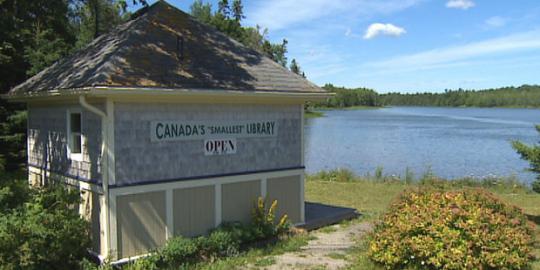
[{"left": 255, "top": 222, "right": 372, "bottom": 270}]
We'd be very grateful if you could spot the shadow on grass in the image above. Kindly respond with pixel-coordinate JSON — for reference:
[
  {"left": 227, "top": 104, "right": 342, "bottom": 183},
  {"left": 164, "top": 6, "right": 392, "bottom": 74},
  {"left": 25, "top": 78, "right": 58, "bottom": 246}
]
[{"left": 526, "top": 214, "right": 540, "bottom": 226}]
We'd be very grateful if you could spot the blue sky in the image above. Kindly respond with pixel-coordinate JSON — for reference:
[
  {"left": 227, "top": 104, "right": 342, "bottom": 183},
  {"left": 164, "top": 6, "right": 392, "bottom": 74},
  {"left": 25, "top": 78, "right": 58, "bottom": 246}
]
[{"left": 136, "top": 0, "right": 540, "bottom": 93}]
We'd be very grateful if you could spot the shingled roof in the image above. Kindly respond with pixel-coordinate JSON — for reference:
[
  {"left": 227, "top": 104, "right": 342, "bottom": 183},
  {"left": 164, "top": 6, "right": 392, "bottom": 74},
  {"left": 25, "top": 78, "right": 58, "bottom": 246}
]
[{"left": 8, "top": 1, "right": 326, "bottom": 98}]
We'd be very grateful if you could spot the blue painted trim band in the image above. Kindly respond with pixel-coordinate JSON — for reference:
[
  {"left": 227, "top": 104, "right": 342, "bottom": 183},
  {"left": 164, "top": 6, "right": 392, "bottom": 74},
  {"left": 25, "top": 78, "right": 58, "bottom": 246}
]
[{"left": 109, "top": 166, "right": 305, "bottom": 189}]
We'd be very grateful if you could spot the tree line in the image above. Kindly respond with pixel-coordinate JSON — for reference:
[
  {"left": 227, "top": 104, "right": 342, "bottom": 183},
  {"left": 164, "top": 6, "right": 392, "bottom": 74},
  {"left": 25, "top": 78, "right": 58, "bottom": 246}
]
[
  {"left": 381, "top": 85, "right": 540, "bottom": 107},
  {"left": 317, "top": 83, "right": 381, "bottom": 108},
  {"left": 316, "top": 84, "right": 540, "bottom": 108},
  {"left": 0, "top": 0, "right": 307, "bottom": 172}
]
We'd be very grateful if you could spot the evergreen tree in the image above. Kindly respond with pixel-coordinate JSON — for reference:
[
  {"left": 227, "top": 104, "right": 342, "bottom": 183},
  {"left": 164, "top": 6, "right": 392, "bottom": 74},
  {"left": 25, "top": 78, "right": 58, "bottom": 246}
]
[
  {"left": 217, "top": 0, "right": 230, "bottom": 18},
  {"left": 25, "top": 28, "right": 73, "bottom": 76},
  {"left": 0, "top": 0, "right": 76, "bottom": 91},
  {"left": 290, "top": 58, "right": 301, "bottom": 75},
  {"left": 0, "top": 111, "right": 27, "bottom": 171},
  {"left": 512, "top": 125, "right": 540, "bottom": 193},
  {"left": 231, "top": 0, "right": 244, "bottom": 21},
  {"left": 74, "top": 0, "right": 147, "bottom": 40},
  {"left": 73, "top": 0, "right": 139, "bottom": 49},
  {"left": 0, "top": 0, "right": 76, "bottom": 172}
]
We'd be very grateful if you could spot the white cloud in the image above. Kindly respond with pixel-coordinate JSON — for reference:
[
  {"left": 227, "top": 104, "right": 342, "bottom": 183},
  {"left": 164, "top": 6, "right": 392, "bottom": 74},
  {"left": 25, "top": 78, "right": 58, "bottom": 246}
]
[
  {"left": 363, "top": 23, "right": 406, "bottom": 39},
  {"left": 485, "top": 16, "right": 507, "bottom": 28},
  {"left": 245, "top": 0, "right": 423, "bottom": 30},
  {"left": 446, "top": 0, "right": 475, "bottom": 10},
  {"left": 367, "top": 30, "right": 540, "bottom": 71}
]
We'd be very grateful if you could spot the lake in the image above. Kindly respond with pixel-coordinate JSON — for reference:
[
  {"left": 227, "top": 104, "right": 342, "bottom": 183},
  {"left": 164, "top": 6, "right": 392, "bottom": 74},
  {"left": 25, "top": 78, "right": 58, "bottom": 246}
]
[{"left": 304, "top": 107, "right": 539, "bottom": 184}]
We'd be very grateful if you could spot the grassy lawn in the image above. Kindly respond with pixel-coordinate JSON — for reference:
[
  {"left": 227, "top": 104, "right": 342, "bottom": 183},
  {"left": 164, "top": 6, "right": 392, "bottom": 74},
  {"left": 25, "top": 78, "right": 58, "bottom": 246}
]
[
  {"left": 305, "top": 110, "right": 325, "bottom": 118},
  {"left": 306, "top": 180, "right": 406, "bottom": 221},
  {"left": 192, "top": 233, "right": 315, "bottom": 270},
  {"left": 305, "top": 180, "right": 540, "bottom": 269}
]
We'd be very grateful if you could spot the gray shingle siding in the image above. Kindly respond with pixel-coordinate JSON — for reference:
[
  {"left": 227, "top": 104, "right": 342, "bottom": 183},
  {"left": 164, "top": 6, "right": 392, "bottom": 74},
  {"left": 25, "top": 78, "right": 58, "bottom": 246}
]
[
  {"left": 28, "top": 103, "right": 103, "bottom": 183},
  {"left": 114, "top": 103, "right": 301, "bottom": 185}
]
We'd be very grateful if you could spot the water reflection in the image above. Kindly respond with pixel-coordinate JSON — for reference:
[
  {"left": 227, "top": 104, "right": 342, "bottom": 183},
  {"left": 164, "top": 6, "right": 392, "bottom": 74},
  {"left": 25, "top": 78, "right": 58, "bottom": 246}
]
[{"left": 304, "top": 107, "right": 538, "bottom": 183}]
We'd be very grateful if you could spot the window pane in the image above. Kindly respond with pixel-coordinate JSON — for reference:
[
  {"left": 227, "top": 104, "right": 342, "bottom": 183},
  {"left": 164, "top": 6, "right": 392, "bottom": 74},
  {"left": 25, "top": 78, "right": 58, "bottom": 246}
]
[
  {"left": 72, "top": 134, "right": 82, "bottom": 154},
  {"left": 70, "top": 113, "right": 81, "bottom": 133}
]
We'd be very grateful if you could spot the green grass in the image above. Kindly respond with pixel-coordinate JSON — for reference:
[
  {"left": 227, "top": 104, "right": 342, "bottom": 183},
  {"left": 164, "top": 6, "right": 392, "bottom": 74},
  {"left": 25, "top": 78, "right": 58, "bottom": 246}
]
[
  {"left": 305, "top": 110, "right": 325, "bottom": 118},
  {"left": 307, "top": 180, "right": 406, "bottom": 221},
  {"left": 253, "top": 256, "right": 276, "bottom": 267},
  {"left": 314, "top": 105, "right": 382, "bottom": 111},
  {"left": 192, "top": 233, "right": 315, "bottom": 269},
  {"left": 305, "top": 178, "right": 540, "bottom": 269}
]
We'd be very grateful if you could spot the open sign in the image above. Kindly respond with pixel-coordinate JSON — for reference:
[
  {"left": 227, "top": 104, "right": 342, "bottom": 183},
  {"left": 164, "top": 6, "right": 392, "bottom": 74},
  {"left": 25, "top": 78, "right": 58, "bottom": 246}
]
[{"left": 204, "top": 139, "right": 237, "bottom": 156}]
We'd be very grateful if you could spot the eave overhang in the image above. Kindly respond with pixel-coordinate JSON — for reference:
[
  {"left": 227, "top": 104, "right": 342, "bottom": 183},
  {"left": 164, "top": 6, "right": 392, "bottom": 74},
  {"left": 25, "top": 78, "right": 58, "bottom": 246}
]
[{"left": 3, "top": 86, "right": 333, "bottom": 104}]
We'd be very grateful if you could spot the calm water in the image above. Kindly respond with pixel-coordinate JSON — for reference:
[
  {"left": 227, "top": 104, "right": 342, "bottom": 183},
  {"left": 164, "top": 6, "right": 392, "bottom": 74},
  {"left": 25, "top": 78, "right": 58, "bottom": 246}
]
[{"left": 304, "top": 107, "right": 539, "bottom": 183}]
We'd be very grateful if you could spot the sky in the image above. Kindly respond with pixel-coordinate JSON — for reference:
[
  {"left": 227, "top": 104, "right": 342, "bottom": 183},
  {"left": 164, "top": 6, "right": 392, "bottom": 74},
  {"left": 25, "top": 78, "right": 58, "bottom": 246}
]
[{"left": 134, "top": 0, "right": 540, "bottom": 93}]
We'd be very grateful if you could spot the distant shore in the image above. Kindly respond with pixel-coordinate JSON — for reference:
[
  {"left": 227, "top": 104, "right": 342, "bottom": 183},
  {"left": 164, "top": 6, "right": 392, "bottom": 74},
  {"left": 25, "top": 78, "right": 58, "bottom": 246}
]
[
  {"left": 306, "top": 104, "right": 540, "bottom": 118},
  {"left": 306, "top": 106, "right": 382, "bottom": 118}
]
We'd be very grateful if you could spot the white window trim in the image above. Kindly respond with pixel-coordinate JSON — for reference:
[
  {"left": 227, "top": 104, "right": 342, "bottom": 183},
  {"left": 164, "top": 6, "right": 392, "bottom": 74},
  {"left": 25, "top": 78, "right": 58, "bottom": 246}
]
[{"left": 67, "top": 109, "right": 84, "bottom": 161}]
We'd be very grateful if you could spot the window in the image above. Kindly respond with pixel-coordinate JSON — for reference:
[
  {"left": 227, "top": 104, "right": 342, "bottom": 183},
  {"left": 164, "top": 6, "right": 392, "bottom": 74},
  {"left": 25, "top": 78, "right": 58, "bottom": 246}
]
[{"left": 68, "top": 111, "right": 83, "bottom": 160}]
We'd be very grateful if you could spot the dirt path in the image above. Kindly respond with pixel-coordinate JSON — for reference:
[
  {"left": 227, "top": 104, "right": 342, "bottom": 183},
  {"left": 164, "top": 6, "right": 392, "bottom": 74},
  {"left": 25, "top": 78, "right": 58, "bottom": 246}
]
[{"left": 256, "top": 222, "right": 372, "bottom": 270}]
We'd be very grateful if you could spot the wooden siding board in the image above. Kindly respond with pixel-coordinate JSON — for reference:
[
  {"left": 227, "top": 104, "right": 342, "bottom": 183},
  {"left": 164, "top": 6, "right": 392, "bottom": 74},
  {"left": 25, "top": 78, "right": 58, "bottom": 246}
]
[
  {"left": 267, "top": 176, "right": 301, "bottom": 224},
  {"left": 222, "top": 180, "right": 261, "bottom": 224},
  {"left": 117, "top": 191, "right": 166, "bottom": 258},
  {"left": 173, "top": 186, "right": 215, "bottom": 237}
]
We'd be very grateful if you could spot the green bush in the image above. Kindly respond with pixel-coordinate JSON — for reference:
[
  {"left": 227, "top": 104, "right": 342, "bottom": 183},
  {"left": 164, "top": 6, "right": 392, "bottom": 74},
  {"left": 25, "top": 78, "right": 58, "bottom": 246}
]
[
  {"left": 368, "top": 188, "right": 535, "bottom": 269},
  {"left": 160, "top": 236, "right": 200, "bottom": 266},
  {"left": 203, "top": 229, "right": 241, "bottom": 257},
  {"left": 0, "top": 184, "right": 91, "bottom": 270},
  {"left": 0, "top": 173, "right": 31, "bottom": 212},
  {"left": 218, "top": 221, "right": 256, "bottom": 243},
  {"left": 151, "top": 230, "right": 240, "bottom": 268}
]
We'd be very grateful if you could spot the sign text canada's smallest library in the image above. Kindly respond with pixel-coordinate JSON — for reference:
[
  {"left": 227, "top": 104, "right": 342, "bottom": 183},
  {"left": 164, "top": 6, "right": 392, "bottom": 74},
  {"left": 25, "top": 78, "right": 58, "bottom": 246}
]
[{"left": 150, "top": 120, "right": 278, "bottom": 142}]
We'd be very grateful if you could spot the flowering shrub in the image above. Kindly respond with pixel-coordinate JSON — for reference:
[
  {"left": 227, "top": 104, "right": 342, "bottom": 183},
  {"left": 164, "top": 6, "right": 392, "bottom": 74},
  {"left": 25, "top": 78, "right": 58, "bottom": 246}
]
[
  {"left": 251, "top": 197, "right": 290, "bottom": 239},
  {"left": 368, "top": 188, "right": 535, "bottom": 269}
]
